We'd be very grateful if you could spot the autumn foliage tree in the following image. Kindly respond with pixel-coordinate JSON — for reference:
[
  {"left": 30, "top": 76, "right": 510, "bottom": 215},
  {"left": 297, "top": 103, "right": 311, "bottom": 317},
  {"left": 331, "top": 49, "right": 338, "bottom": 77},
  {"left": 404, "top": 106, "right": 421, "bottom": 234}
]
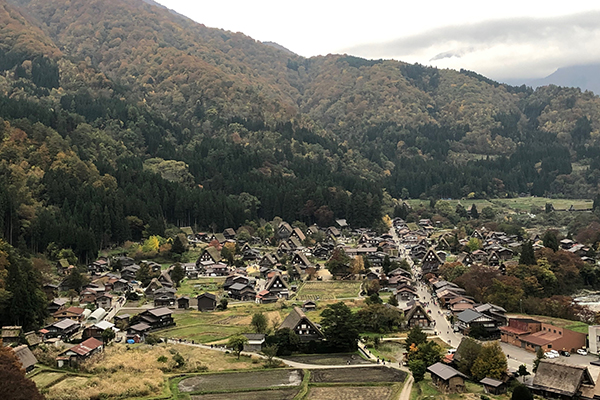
[
  {"left": 0, "top": 344, "right": 44, "bottom": 400},
  {"left": 471, "top": 342, "right": 507, "bottom": 381}
]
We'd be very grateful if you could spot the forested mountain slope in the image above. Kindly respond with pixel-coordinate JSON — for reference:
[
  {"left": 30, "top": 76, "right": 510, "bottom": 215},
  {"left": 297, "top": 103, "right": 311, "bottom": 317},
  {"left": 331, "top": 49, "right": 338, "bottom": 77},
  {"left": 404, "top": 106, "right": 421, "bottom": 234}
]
[{"left": 2, "top": 0, "right": 600, "bottom": 260}]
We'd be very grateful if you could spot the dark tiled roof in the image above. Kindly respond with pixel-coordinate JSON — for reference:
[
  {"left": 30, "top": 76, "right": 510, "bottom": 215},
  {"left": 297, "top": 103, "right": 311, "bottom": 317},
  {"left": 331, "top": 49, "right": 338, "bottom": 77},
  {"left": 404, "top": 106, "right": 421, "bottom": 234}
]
[
  {"left": 197, "top": 292, "right": 216, "bottom": 300},
  {"left": 147, "top": 307, "right": 172, "bottom": 317},
  {"left": 427, "top": 362, "right": 467, "bottom": 380},
  {"left": 480, "top": 377, "right": 504, "bottom": 387}
]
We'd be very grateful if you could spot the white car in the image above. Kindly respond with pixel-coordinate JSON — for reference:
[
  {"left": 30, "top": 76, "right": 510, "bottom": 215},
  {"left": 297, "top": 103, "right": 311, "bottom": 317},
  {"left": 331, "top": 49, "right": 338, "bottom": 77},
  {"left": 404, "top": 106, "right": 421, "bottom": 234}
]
[
  {"left": 549, "top": 350, "right": 559, "bottom": 356},
  {"left": 577, "top": 349, "right": 588, "bottom": 356},
  {"left": 544, "top": 352, "right": 558, "bottom": 359}
]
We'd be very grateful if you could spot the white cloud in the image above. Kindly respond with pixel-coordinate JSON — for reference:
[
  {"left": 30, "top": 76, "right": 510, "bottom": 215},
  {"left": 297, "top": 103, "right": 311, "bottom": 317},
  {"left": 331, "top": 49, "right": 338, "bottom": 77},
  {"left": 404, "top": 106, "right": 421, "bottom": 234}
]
[{"left": 155, "top": 1, "right": 600, "bottom": 80}]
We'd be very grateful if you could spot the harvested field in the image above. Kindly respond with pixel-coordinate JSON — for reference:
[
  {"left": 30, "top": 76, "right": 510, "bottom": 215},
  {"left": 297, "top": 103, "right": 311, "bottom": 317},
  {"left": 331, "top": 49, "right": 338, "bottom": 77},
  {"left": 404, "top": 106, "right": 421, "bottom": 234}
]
[
  {"left": 307, "top": 386, "right": 393, "bottom": 400},
  {"left": 191, "top": 388, "right": 299, "bottom": 400},
  {"left": 178, "top": 369, "right": 303, "bottom": 393},
  {"left": 31, "top": 372, "right": 65, "bottom": 388},
  {"left": 283, "top": 353, "right": 370, "bottom": 365},
  {"left": 296, "top": 281, "right": 361, "bottom": 300},
  {"left": 310, "top": 367, "right": 406, "bottom": 383}
]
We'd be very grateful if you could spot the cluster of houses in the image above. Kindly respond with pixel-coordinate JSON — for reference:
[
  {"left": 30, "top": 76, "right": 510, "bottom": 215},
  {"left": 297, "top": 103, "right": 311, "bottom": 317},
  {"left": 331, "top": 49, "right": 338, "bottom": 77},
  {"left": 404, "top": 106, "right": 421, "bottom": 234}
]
[
  {"left": 404, "top": 229, "right": 517, "bottom": 277},
  {"left": 1, "top": 326, "right": 40, "bottom": 373},
  {"left": 398, "top": 217, "right": 597, "bottom": 281}
]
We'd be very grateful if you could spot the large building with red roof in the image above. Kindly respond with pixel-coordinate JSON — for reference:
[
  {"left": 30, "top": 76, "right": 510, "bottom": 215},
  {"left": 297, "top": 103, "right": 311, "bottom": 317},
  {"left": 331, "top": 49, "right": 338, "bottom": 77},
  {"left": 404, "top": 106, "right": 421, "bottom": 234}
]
[{"left": 500, "top": 318, "right": 586, "bottom": 353}]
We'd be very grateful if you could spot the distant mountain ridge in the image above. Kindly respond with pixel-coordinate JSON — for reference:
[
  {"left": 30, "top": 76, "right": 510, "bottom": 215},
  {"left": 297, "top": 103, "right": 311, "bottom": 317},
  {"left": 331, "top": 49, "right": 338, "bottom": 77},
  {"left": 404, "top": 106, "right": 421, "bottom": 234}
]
[{"left": 517, "top": 64, "right": 600, "bottom": 95}]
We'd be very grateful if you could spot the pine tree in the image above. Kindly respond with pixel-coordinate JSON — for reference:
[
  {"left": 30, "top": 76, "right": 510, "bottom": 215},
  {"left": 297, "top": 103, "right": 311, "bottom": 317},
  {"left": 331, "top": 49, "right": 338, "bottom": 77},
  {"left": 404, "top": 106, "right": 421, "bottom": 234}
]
[
  {"left": 406, "top": 325, "right": 428, "bottom": 347},
  {"left": 519, "top": 241, "right": 536, "bottom": 265},
  {"left": 470, "top": 204, "right": 479, "bottom": 219},
  {"left": 172, "top": 235, "right": 187, "bottom": 254},
  {"left": 542, "top": 230, "right": 559, "bottom": 252},
  {"left": 387, "top": 294, "right": 399, "bottom": 307}
]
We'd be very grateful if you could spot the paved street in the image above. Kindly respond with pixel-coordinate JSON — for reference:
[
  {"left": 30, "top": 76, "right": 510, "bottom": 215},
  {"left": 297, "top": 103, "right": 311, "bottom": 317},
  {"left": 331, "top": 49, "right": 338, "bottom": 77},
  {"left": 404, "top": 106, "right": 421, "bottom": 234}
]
[{"left": 415, "top": 284, "right": 461, "bottom": 347}]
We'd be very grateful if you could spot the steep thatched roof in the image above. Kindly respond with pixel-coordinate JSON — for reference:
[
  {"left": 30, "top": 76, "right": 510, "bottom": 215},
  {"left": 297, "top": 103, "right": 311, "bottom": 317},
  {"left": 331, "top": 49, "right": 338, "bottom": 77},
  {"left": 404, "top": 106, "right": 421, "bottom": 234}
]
[
  {"left": 13, "top": 345, "right": 37, "bottom": 370},
  {"left": 404, "top": 302, "right": 432, "bottom": 324},
  {"left": 279, "top": 307, "right": 323, "bottom": 337},
  {"left": 532, "top": 360, "right": 595, "bottom": 396}
]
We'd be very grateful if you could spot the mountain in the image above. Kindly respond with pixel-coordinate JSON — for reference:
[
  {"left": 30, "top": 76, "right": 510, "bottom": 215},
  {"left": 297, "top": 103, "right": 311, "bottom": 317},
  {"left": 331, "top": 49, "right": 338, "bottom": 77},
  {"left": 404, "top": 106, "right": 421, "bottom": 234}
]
[
  {"left": 3, "top": 0, "right": 600, "bottom": 260},
  {"left": 526, "top": 64, "right": 600, "bottom": 95}
]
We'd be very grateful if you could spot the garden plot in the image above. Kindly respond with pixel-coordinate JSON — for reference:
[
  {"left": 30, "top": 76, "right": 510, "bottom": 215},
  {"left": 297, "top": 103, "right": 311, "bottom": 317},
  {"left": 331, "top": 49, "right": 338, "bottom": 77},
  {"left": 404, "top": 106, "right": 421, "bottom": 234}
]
[
  {"left": 307, "top": 386, "right": 394, "bottom": 400},
  {"left": 310, "top": 366, "right": 406, "bottom": 383},
  {"left": 283, "top": 353, "right": 370, "bottom": 366},
  {"left": 191, "top": 388, "right": 299, "bottom": 400},
  {"left": 178, "top": 369, "right": 303, "bottom": 393}
]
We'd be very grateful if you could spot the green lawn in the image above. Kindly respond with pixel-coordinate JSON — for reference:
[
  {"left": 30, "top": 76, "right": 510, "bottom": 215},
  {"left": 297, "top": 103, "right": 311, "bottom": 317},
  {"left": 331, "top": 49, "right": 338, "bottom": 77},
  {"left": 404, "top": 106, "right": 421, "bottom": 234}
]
[
  {"left": 159, "top": 321, "right": 244, "bottom": 343},
  {"left": 368, "top": 342, "right": 404, "bottom": 363},
  {"left": 158, "top": 304, "right": 292, "bottom": 343},
  {"left": 565, "top": 321, "right": 590, "bottom": 334},
  {"left": 509, "top": 313, "right": 589, "bottom": 334},
  {"left": 410, "top": 374, "right": 441, "bottom": 400}
]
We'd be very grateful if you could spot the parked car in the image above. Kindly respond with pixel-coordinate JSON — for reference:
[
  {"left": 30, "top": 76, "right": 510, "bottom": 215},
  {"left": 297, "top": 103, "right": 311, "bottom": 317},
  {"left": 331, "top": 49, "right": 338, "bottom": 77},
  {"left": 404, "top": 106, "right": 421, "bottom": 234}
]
[
  {"left": 577, "top": 349, "right": 588, "bottom": 356},
  {"left": 544, "top": 352, "right": 558, "bottom": 359},
  {"left": 559, "top": 350, "right": 570, "bottom": 357},
  {"left": 549, "top": 350, "right": 559, "bottom": 356}
]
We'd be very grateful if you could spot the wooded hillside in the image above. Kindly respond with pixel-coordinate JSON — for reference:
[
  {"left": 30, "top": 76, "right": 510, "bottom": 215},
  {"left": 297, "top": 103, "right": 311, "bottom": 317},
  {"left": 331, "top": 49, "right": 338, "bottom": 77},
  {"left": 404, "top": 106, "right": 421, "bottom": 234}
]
[{"left": 2, "top": 0, "right": 600, "bottom": 259}]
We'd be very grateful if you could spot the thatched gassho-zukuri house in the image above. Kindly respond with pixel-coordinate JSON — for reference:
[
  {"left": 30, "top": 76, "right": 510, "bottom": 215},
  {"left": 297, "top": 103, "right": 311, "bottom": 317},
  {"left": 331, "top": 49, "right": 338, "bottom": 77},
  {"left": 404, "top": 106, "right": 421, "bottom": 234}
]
[{"left": 530, "top": 360, "right": 597, "bottom": 399}]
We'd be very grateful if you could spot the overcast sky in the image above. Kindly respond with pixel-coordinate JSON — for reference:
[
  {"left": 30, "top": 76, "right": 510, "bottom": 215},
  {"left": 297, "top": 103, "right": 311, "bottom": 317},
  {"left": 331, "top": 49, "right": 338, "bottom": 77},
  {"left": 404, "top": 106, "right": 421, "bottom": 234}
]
[{"left": 155, "top": 0, "right": 600, "bottom": 82}]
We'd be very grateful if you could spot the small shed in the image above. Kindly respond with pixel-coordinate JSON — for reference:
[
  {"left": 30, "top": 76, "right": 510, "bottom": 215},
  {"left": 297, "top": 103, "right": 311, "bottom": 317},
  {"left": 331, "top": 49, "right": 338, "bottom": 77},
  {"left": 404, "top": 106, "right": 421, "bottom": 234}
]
[
  {"left": 197, "top": 293, "right": 217, "bottom": 311},
  {"left": 427, "top": 362, "right": 467, "bottom": 393},
  {"left": 303, "top": 300, "right": 317, "bottom": 311},
  {"left": 480, "top": 377, "right": 507, "bottom": 395},
  {"left": 243, "top": 333, "right": 265, "bottom": 352},
  {"left": 177, "top": 296, "right": 190, "bottom": 309}
]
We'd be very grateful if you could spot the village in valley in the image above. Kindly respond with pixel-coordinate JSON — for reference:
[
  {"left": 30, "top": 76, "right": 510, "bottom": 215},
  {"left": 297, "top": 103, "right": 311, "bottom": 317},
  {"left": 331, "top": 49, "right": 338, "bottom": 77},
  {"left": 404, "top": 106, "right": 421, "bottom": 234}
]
[{"left": 6, "top": 200, "right": 600, "bottom": 400}]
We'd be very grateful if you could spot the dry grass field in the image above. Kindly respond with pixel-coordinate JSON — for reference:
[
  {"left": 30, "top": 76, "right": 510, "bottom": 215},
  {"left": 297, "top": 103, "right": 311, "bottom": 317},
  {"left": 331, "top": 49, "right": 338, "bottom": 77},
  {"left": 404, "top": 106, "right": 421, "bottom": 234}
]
[
  {"left": 39, "top": 343, "right": 261, "bottom": 400},
  {"left": 296, "top": 281, "right": 362, "bottom": 300}
]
